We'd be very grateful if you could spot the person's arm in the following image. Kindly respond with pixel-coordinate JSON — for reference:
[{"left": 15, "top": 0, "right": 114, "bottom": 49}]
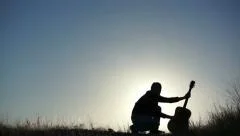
[
  {"left": 158, "top": 96, "right": 183, "bottom": 103},
  {"left": 158, "top": 93, "right": 190, "bottom": 103},
  {"left": 160, "top": 112, "right": 173, "bottom": 119}
]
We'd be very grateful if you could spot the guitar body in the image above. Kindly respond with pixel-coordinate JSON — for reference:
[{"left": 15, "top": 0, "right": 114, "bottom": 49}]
[{"left": 168, "top": 107, "right": 191, "bottom": 134}]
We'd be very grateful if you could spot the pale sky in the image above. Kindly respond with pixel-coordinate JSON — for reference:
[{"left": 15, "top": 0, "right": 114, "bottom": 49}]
[{"left": 1, "top": 0, "right": 240, "bottom": 131}]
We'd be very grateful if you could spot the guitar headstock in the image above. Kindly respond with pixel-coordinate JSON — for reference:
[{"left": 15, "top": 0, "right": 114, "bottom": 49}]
[{"left": 189, "top": 80, "right": 195, "bottom": 89}]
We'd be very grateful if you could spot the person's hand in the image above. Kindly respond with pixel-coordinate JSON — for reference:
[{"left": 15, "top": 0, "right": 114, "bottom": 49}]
[{"left": 184, "top": 92, "right": 191, "bottom": 99}]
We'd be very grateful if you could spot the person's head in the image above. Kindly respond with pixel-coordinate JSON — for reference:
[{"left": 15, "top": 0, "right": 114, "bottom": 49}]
[{"left": 151, "top": 82, "right": 162, "bottom": 95}]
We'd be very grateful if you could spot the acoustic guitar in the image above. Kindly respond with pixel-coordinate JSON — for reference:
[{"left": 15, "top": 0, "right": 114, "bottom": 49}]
[{"left": 167, "top": 80, "right": 195, "bottom": 134}]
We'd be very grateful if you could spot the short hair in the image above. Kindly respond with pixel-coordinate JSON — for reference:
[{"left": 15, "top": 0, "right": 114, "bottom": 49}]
[{"left": 151, "top": 82, "right": 162, "bottom": 91}]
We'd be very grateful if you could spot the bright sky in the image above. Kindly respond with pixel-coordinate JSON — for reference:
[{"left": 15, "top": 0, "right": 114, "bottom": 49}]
[{"left": 1, "top": 0, "right": 240, "bottom": 131}]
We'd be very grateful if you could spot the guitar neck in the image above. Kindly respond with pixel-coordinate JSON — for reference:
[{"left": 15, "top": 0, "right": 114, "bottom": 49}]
[
  {"left": 183, "top": 97, "right": 189, "bottom": 108},
  {"left": 183, "top": 88, "right": 191, "bottom": 108}
]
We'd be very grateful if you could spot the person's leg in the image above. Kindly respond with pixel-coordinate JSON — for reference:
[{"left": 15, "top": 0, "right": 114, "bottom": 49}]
[
  {"left": 131, "top": 115, "right": 146, "bottom": 133},
  {"left": 131, "top": 115, "right": 154, "bottom": 133},
  {"left": 149, "top": 116, "right": 161, "bottom": 134},
  {"left": 149, "top": 106, "right": 162, "bottom": 134}
]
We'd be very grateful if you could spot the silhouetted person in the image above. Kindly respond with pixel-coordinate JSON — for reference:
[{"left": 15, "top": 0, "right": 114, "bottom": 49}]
[{"left": 130, "top": 82, "right": 190, "bottom": 134}]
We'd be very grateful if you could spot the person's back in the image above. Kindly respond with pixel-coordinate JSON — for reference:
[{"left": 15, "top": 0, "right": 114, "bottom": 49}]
[
  {"left": 130, "top": 82, "right": 190, "bottom": 134},
  {"left": 132, "top": 91, "right": 159, "bottom": 117}
]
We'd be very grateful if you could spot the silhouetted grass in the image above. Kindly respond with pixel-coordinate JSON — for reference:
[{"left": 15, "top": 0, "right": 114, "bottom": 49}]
[
  {"left": 0, "top": 121, "right": 123, "bottom": 136},
  {"left": 190, "top": 80, "right": 240, "bottom": 136},
  {"left": 0, "top": 120, "right": 171, "bottom": 136}
]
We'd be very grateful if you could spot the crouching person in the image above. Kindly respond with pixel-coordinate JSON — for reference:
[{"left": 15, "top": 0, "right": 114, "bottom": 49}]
[{"left": 130, "top": 82, "right": 190, "bottom": 134}]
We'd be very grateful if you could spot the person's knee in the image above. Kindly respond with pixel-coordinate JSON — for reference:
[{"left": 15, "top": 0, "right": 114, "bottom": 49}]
[
  {"left": 153, "top": 106, "right": 161, "bottom": 116},
  {"left": 152, "top": 116, "right": 160, "bottom": 123},
  {"left": 157, "top": 106, "right": 161, "bottom": 111}
]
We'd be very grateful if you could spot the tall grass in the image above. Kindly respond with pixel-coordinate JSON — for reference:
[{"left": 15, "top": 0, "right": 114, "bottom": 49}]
[
  {"left": 0, "top": 120, "right": 130, "bottom": 136},
  {"left": 190, "top": 80, "right": 240, "bottom": 136}
]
